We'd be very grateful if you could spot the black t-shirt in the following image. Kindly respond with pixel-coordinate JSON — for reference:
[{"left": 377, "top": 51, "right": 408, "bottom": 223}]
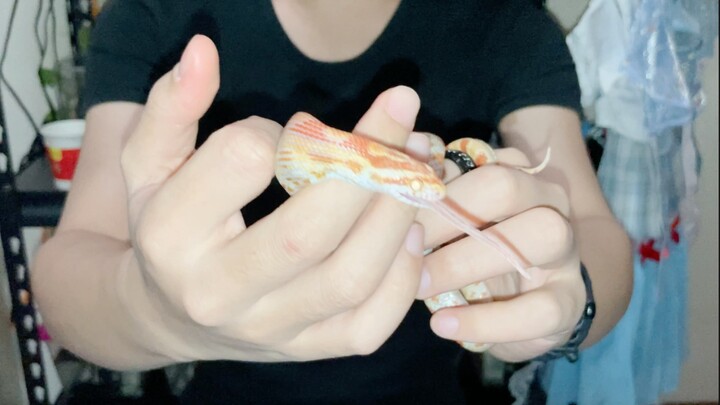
[{"left": 83, "top": 1, "right": 580, "bottom": 403}]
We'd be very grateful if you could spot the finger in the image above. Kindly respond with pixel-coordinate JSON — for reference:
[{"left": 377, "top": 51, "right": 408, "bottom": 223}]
[
  {"left": 419, "top": 164, "right": 570, "bottom": 249},
  {"left": 235, "top": 84, "right": 420, "bottom": 278},
  {"left": 187, "top": 87, "right": 421, "bottom": 323},
  {"left": 418, "top": 207, "right": 575, "bottom": 298},
  {"left": 141, "top": 117, "right": 280, "bottom": 246},
  {"left": 355, "top": 85, "right": 421, "bottom": 147},
  {"left": 442, "top": 146, "right": 531, "bottom": 184},
  {"left": 235, "top": 85, "right": 421, "bottom": 302},
  {"left": 122, "top": 35, "right": 219, "bottom": 197},
  {"left": 494, "top": 147, "right": 531, "bottom": 167},
  {"left": 287, "top": 223, "right": 425, "bottom": 358},
  {"left": 405, "top": 131, "right": 432, "bottom": 162},
  {"left": 273, "top": 86, "right": 423, "bottom": 320},
  {"left": 264, "top": 197, "right": 420, "bottom": 329},
  {"left": 429, "top": 279, "right": 584, "bottom": 344}
]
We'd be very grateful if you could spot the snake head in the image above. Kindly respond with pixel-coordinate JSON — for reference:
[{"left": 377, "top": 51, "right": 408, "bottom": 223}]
[
  {"left": 357, "top": 141, "right": 447, "bottom": 207},
  {"left": 388, "top": 164, "right": 447, "bottom": 207}
]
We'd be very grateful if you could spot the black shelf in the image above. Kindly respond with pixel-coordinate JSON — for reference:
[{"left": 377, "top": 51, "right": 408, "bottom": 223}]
[
  {"left": 1, "top": 123, "right": 52, "bottom": 405},
  {"left": 16, "top": 158, "right": 66, "bottom": 227},
  {"left": 1, "top": 1, "right": 89, "bottom": 402}
]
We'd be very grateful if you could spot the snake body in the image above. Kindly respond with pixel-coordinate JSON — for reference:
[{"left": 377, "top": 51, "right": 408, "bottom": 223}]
[{"left": 275, "top": 112, "right": 546, "bottom": 352}]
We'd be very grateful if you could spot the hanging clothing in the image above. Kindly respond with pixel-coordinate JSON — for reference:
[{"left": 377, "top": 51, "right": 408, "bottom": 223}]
[{"left": 516, "top": 0, "right": 718, "bottom": 404}]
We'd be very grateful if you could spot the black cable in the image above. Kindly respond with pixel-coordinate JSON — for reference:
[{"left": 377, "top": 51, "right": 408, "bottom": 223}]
[
  {"left": 34, "top": 0, "right": 45, "bottom": 55},
  {"left": 43, "top": 0, "right": 52, "bottom": 55},
  {"left": 0, "top": 0, "right": 47, "bottom": 173},
  {"left": 35, "top": 0, "right": 57, "bottom": 119},
  {"left": 50, "top": 0, "right": 61, "bottom": 73},
  {"left": 0, "top": 0, "right": 18, "bottom": 70},
  {"left": 35, "top": 0, "right": 59, "bottom": 119}
]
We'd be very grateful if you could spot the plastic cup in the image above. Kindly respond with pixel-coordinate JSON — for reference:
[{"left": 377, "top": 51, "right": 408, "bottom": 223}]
[{"left": 40, "top": 119, "right": 85, "bottom": 191}]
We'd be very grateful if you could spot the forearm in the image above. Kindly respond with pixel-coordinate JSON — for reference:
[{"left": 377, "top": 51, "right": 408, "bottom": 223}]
[
  {"left": 31, "top": 230, "right": 185, "bottom": 370},
  {"left": 498, "top": 106, "right": 634, "bottom": 347},
  {"left": 574, "top": 215, "right": 633, "bottom": 347}
]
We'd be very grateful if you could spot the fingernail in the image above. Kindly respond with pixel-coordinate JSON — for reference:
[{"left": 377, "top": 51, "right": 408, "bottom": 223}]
[
  {"left": 173, "top": 52, "right": 188, "bottom": 82},
  {"left": 431, "top": 315, "right": 459, "bottom": 339},
  {"left": 417, "top": 268, "right": 431, "bottom": 296},
  {"left": 405, "top": 132, "right": 431, "bottom": 160},
  {"left": 385, "top": 86, "right": 420, "bottom": 129},
  {"left": 172, "top": 63, "right": 183, "bottom": 81},
  {"left": 173, "top": 35, "right": 199, "bottom": 82},
  {"left": 404, "top": 223, "right": 425, "bottom": 257}
]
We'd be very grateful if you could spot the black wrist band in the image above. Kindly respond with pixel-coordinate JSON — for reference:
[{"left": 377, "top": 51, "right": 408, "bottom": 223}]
[
  {"left": 535, "top": 263, "right": 596, "bottom": 363},
  {"left": 444, "top": 149, "right": 477, "bottom": 174}
]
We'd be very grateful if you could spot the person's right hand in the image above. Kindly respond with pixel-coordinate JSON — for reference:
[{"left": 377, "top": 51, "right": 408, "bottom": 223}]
[{"left": 119, "top": 35, "right": 427, "bottom": 363}]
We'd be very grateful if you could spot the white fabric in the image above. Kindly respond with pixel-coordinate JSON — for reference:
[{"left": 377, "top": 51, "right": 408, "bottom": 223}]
[{"left": 567, "top": 0, "right": 649, "bottom": 141}]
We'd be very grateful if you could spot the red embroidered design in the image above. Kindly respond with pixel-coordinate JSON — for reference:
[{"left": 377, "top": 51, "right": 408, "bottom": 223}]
[
  {"left": 670, "top": 216, "right": 681, "bottom": 244},
  {"left": 639, "top": 239, "right": 661, "bottom": 263},
  {"left": 638, "top": 216, "right": 681, "bottom": 263}
]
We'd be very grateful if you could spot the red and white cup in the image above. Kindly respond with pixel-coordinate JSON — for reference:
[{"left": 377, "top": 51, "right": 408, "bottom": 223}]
[{"left": 40, "top": 119, "right": 85, "bottom": 191}]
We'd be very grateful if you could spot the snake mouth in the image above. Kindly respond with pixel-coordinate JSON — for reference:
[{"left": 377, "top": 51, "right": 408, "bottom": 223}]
[{"left": 399, "top": 193, "right": 424, "bottom": 207}]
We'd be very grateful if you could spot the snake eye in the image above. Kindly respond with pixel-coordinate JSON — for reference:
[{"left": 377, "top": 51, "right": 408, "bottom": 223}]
[{"left": 410, "top": 180, "right": 423, "bottom": 192}]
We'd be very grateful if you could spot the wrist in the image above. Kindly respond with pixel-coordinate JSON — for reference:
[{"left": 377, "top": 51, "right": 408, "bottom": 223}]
[
  {"left": 114, "top": 250, "right": 196, "bottom": 367},
  {"left": 534, "top": 262, "right": 595, "bottom": 363}
]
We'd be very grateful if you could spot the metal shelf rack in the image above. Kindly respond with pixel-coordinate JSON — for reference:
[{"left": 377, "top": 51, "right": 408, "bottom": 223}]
[
  {"left": 1, "top": 94, "right": 63, "bottom": 405},
  {"left": 1, "top": 1, "right": 91, "bottom": 404}
]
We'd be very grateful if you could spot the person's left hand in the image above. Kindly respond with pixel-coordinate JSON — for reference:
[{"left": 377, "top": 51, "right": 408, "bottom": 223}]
[{"left": 415, "top": 148, "right": 586, "bottom": 362}]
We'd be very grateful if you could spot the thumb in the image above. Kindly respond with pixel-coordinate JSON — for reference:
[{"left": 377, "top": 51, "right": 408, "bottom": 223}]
[{"left": 121, "top": 34, "right": 219, "bottom": 196}]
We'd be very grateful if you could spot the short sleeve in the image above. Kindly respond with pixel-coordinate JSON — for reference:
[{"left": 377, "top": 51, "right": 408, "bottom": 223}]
[
  {"left": 80, "top": 0, "right": 166, "bottom": 115},
  {"left": 485, "top": 1, "right": 582, "bottom": 125}
]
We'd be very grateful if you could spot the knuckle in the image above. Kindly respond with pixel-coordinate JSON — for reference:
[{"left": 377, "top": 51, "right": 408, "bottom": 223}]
[
  {"left": 213, "top": 123, "right": 276, "bottom": 179},
  {"left": 536, "top": 292, "right": 565, "bottom": 334},
  {"left": 488, "top": 167, "right": 521, "bottom": 205},
  {"left": 533, "top": 207, "right": 574, "bottom": 258},
  {"left": 499, "top": 147, "right": 531, "bottom": 167},
  {"left": 435, "top": 250, "right": 463, "bottom": 278},
  {"left": 277, "top": 216, "right": 336, "bottom": 263},
  {"left": 278, "top": 229, "right": 320, "bottom": 263},
  {"left": 134, "top": 209, "right": 197, "bottom": 271},
  {"left": 345, "top": 331, "right": 385, "bottom": 356},
  {"left": 235, "top": 324, "right": 273, "bottom": 346},
  {"left": 182, "top": 290, "right": 225, "bottom": 327},
  {"left": 425, "top": 257, "right": 464, "bottom": 294},
  {"left": 548, "top": 182, "right": 571, "bottom": 216},
  {"left": 326, "top": 273, "right": 373, "bottom": 309},
  {"left": 243, "top": 115, "right": 283, "bottom": 141},
  {"left": 134, "top": 216, "right": 169, "bottom": 266}
]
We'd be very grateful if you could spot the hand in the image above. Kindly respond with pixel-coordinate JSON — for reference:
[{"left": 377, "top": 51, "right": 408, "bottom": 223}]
[
  {"left": 415, "top": 148, "right": 586, "bottom": 362},
  {"left": 120, "top": 35, "right": 427, "bottom": 363}
]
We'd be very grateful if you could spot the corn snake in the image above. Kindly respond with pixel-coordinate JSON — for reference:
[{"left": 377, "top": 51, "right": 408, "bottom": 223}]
[{"left": 275, "top": 112, "right": 549, "bottom": 352}]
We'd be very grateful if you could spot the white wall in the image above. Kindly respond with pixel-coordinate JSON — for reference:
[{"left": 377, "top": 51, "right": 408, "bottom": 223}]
[
  {"left": 664, "top": 42, "right": 719, "bottom": 404},
  {"left": 1, "top": 0, "right": 73, "bottom": 170}
]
